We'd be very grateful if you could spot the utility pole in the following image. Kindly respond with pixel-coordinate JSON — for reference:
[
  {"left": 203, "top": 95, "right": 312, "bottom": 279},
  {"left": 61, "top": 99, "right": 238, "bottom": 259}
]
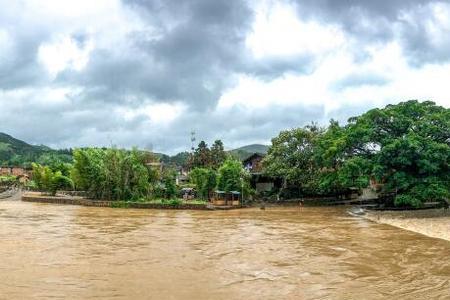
[
  {"left": 188, "top": 131, "right": 196, "bottom": 172},
  {"left": 190, "top": 131, "right": 196, "bottom": 152}
]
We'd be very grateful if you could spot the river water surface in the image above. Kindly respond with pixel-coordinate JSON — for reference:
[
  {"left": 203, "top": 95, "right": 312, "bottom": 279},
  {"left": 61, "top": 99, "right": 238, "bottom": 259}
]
[{"left": 0, "top": 200, "right": 449, "bottom": 299}]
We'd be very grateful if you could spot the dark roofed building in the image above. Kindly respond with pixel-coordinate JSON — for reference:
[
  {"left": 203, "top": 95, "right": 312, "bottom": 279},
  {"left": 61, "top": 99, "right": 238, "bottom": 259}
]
[
  {"left": 242, "top": 153, "right": 282, "bottom": 195},
  {"left": 243, "top": 153, "right": 264, "bottom": 174}
]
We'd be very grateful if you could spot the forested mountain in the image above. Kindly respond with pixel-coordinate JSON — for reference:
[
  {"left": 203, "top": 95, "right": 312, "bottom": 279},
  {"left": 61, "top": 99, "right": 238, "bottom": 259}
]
[
  {"left": 0, "top": 132, "right": 72, "bottom": 167},
  {"left": 0, "top": 132, "right": 266, "bottom": 168}
]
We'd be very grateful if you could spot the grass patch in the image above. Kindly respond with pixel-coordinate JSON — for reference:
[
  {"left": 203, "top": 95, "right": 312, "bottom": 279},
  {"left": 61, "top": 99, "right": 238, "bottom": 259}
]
[
  {"left": 110, "top": 198, "right": 207, "bottom": 208},
  {"left": 111, "top": 201, "right": 131, "bottom": 208}
]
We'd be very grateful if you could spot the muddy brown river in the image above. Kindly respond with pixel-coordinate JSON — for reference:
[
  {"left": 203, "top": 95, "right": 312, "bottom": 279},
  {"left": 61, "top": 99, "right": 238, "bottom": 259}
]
[{"left": 0, "top": 200, "right": 449, "bottom": 300}]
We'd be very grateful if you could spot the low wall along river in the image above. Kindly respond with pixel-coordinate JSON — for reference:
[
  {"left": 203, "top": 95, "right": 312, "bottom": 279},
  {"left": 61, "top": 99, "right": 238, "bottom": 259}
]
[
  {"left": 21, "top": 193, "right": 209, "bottom": 210},
  {"left": 0, "top": 195, "right": 449, "bottom": 299}
]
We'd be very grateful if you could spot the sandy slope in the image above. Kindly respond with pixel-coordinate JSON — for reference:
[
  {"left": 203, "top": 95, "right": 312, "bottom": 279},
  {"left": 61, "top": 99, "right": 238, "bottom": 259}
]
[{"left": 365, "top": 209, "right": 450, "bottom": 242}]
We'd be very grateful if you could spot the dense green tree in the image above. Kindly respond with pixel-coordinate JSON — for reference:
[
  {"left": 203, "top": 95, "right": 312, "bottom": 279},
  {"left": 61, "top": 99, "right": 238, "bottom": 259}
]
[
  {"left": 189, "top": 168, "right": 217, "bottom": 200},
  {"left": 210, "top": 140, "right": 227, "bottom": 169},
  {"left": 71, "top": 148, "right": 155, "bottom": 201},
  {"left": 312, "top": 120, "right": 371, "bottom": 196},
  {"left": 217, "top": 158, "right": 251, "bottom": 193},
  {"left": 263, "top": 100, "right": 449, "bottom": 207},
  {"left": 347, "top": 100, "right": 449, "bottom": 207},
  {"left": 189, "top": 141, "right": 212, "bottom": 169},
  {"left": 263, "top": 124, "right": 323, "bottom": 196},
  {"left": 162, "top": 169, "right": 178, "bottom": 199}
]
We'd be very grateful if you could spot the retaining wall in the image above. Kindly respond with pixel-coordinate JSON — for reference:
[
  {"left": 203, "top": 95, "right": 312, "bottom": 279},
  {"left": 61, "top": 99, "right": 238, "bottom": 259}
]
[{"left": 21, "top": 194, "right": 209, "bottom": 210}]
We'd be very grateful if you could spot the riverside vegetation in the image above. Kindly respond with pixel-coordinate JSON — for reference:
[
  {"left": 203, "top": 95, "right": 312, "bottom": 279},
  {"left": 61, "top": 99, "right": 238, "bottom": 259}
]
[
  {"left": 29, "top": 145, "right": 252, "bottom": 205},
  {"left": 263, "top": 100, "right": 449, "bottom": 208},
  {"left": 12, "top": 100, "right": 450, "bottom": 208}
]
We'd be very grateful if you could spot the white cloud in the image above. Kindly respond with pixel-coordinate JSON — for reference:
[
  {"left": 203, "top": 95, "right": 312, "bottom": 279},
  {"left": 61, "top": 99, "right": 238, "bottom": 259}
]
[
  {"left": 0, "top": 0, "right": 449, "bottom": 152},
  {"left": 117, "top": 102, "right": 187, "bottom": 126},
  {"left": 0, "top": 29, "right": 13, "bottom": 61},
  {"left": 246, "top": 1, "right": 344, "bottom": 59},
  {"left": 221, "top": 37, "right": 450, "bottom": 120},
  {"left": 25, "top": 0, "right": 122, "bottom": 20},
  {"left": 38, "top": 36, "right": 93, "bottom": 77}
]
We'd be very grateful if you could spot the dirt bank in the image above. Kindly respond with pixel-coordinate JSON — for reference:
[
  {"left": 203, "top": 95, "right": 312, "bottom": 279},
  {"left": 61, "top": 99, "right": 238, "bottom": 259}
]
[{"left": 365, "top": 209, "right": 450, "bottom": 242}]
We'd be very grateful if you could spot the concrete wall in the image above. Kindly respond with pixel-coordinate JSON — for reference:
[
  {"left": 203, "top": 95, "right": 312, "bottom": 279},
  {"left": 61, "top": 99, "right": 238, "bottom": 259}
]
[{"left": 22, "top": 194, "right": 209, "bottom": 210}]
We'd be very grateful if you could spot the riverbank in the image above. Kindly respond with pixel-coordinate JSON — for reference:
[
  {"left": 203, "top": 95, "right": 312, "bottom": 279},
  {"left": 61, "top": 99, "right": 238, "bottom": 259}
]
[
  {"left": 365, "top": 209, "right": 450, "bottom": 242},
  {"left": 21, "top": 193, "right": 210, "bottom": 210},
  {"left": 21, "top": 192, "right": 245, "bottom": 210}
]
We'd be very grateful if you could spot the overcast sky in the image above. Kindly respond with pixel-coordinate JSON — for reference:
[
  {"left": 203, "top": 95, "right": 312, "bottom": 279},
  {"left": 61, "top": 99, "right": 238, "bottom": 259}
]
[{"left": 1, "top": 0, "right": 450, "bottom": 154}]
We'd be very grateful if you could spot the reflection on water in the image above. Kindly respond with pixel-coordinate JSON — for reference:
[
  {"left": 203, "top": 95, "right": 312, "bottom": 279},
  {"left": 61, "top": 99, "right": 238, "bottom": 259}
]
[{"left": 0, "top": 201, "right": 449, "bottom": 299}]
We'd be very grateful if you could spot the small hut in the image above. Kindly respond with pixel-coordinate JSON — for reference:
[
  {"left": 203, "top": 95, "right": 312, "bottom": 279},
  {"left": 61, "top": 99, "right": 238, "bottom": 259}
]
[
  {"left": 229, "top": 191, "right": 241, "bottom": 206},
  {"left": 212, "top": 191, "right": 241, "bottom": 206},
  {"left": 212, "top": 191, "right": 226, "bottom": 206}
]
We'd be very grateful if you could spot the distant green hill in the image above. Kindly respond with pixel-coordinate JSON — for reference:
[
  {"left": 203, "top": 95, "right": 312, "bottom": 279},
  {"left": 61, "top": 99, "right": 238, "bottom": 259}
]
[
  {"left": 229, "top": 144, "right": 269, "bottom": 161},
  {"left": 0, "top": 132, "right": 72, "bottom": 167},
  {"left": 155, "top": 144, "right": 270, "bottom": 166},
  {"left": 156, "top": 151, "right": 190, "bottom": 167},
  {"left": 232, "top": 144, "right": 269, "bottom": 154},
  {"left": 0, "top": 132, "right": 269, "bottom": 167}
]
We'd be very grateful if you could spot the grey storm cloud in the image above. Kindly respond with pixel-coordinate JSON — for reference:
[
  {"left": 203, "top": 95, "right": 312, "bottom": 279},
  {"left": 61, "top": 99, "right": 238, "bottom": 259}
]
[
  {"left": 57, "top": 0, "right": 314, "bottom": 109},
  {"left": 0, "top": 0, "right": 449, "bottom": 153},
  {"left": 0, "top": 28, "right": 47, "bottom": 90},
  {"left": 290, "top": 0, "right": 450, "bottom": 66},
  {"left": 59, "top": 0, "right": 255, "bottom": 110}
]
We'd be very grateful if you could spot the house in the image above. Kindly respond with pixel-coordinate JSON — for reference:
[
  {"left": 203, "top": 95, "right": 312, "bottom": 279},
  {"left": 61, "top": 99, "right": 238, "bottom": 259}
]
[
  {"left": 243, "top": 153, "right": 264, "bottom": 173},
  {"left": 0, "top": 166, "right": 31, "bottom": 177},
  {"left": 242, "top": 153, "right": 281, "bottom": 194}
]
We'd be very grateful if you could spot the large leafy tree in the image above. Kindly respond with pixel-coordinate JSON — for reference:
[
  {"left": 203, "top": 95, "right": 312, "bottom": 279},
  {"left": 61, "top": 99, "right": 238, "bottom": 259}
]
[
  {"left": 263, "top": 124, "right": 323, "bottom": 195},
  {"left": 348, "top": 100, "right": 449, "bottom": 207},
  {"left": 262, "top": 100, "right": 449, "bottom": 207},
  {"left": 313, "top": 120, "right": 371, "bottom": 196}
]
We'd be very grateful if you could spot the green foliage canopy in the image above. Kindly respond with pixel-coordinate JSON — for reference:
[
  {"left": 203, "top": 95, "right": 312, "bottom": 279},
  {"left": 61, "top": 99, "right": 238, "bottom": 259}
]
[
  {"left": 32, "top": 163, "right": 73, "bottom": 195},
  {"left": 189, "top": 167, "right": 217, "bottom": 200},
  {"left": 347, "top": 100, "right": 449, "bottom": 207},
  {"left": 71, "top": 148, "right": 156, "bottom": 201},
  {"left": 217, "top": 158, "right": 251, "bottom": 194},
  {"left": 189, "top": 140, "right": 228, "bottom": 170},
  {"left": 263, "top": 101, "right": 449, "bottom": 207}
]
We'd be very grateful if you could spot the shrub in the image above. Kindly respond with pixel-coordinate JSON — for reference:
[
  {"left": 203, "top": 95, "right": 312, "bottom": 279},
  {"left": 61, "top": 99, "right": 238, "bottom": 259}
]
[
  {"left": 167, "top": 199, "right": 182, "bottom": 206},
  {"left": 162, "top": 170, "right": 177, "bottom": 199},
  {"left": 32, "top": 163, "right": 73, "bottom": 195}
]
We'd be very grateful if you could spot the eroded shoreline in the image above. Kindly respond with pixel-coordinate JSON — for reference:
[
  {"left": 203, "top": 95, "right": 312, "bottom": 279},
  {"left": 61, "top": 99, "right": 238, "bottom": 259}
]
[{"left": 365, "top": 209, "right": 450, "bottom": 242}]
